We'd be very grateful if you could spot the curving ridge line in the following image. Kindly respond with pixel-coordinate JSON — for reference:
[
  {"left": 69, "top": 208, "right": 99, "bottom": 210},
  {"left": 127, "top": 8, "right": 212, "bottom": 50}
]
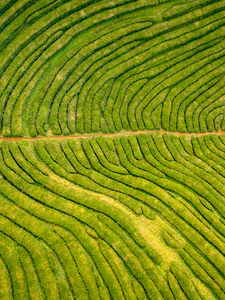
[{"left": 1, "top": 129, "right": 225, "bottom": 142}]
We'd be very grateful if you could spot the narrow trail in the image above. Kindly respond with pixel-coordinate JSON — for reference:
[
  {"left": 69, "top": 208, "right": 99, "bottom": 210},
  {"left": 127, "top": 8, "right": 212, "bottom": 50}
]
[{"left": 1, "top": 129, "right": 225, "bottom": 142}]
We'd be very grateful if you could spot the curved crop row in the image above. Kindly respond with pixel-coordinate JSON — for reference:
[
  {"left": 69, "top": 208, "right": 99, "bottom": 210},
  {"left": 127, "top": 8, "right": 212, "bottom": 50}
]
[
  {"left": 0, "top": 0, "right": 225, "bottom": 137},
  {"left": 0, "top": 133, "right": 224, "bottom": 299},
  {"left": 1, "top": 1, "right": 225, "bottom": 299}
]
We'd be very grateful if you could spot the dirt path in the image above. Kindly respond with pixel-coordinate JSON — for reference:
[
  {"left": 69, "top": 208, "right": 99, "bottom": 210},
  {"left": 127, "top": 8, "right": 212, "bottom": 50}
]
[{"left": 1, "top": 129, "right": 225, "bottom": 142}]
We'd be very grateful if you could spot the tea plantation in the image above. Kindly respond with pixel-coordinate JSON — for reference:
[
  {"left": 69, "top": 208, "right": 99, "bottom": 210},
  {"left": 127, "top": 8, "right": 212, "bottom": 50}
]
[{"left": 0, "top": 0, "right": 225, "bottom": 299}]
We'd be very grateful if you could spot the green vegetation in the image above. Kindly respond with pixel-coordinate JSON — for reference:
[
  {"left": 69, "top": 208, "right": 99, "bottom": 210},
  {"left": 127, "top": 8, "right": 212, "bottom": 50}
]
[
  {"left": 0, "top": 0, "right": 225, "bottom": 299},
  {"left": 0, "top": 0, "right": 225, "bottom": 137},
  {"left": 0, "top": 134, "right": 225, "bottom": 299}
]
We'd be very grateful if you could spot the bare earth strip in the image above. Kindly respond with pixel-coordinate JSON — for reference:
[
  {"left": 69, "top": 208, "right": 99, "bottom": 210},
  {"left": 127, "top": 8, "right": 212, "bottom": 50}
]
[{"left": 1, "top": 129, "right": 225, "bottom": 142}]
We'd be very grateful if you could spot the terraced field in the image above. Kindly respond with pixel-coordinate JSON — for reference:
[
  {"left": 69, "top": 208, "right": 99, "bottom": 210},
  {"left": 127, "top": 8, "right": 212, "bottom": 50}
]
[{"left": 0, "top": 0, "right": 225, "bottom": 299}]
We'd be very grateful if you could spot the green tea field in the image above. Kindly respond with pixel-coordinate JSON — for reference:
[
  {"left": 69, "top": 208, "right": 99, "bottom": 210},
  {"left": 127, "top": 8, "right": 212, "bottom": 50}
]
[{"left": 0, "top": 0, "right": 225, "bottom": 299}]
